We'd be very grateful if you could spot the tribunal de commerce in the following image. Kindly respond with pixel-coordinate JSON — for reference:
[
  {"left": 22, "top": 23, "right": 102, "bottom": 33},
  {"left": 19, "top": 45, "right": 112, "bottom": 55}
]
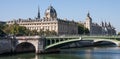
[{"left": 7, "top": 5, "right": 116, "bottom": 35}]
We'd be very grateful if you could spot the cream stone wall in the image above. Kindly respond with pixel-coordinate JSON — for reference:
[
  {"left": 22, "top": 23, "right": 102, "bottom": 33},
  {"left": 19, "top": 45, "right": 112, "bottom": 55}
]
[{"left": 7, "top": 18, "right": 78, "bottom": 35}]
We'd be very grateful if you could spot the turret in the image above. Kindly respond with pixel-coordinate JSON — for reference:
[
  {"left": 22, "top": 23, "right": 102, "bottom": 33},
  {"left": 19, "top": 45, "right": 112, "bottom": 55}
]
[
  {"left": 101, "top": 21, "right": 104, "bottom": 27},
  {"left": 85, "top": 12, "right": 92, "bottom": 35}
]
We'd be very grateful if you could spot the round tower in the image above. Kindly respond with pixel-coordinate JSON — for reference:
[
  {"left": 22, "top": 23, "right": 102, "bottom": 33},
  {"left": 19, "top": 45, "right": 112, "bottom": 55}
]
[{"left": 85, "top": 12, "right": 92, "bottom": 34}]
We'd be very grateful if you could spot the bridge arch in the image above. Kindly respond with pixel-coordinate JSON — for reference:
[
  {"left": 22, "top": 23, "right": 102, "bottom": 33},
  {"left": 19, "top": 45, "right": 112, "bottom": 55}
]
[
  {"left": 93, "top": 39, "right": 119, "bottom": 46},
  {"left": 45, "top": 38, "right": 81, "bottom": 49},
  {"left": 15, "top": 42, "right": 36, "bottom": 53}
]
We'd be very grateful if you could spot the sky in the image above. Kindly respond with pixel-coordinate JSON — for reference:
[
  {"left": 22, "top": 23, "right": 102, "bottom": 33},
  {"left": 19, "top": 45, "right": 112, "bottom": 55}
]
[{"left": 0, "top": 0, "right": 120, "bottom": 33}]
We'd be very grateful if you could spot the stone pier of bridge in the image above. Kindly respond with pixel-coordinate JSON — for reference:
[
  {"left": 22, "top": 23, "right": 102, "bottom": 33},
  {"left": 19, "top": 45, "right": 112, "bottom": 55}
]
[
  {"left": 5, "top": 36, "right": 44, "bottom": 54},
  {"left": 14, "top": 36, "right": 82, "bottom": 54}
]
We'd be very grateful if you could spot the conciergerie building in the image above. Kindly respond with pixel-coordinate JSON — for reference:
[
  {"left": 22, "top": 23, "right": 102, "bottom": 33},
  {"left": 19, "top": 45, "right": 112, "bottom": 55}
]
[
  {"left": 7, "top": 5, "right": 116, "bottom": 35},
  {"left": 7, "top": 5, "right": 78, "bottom": 35}
]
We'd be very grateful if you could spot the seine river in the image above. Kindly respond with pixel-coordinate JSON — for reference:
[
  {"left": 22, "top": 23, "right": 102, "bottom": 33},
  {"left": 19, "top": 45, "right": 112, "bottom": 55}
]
[{"left": 1, "top": 47, "right": 120, "bottom": 59}]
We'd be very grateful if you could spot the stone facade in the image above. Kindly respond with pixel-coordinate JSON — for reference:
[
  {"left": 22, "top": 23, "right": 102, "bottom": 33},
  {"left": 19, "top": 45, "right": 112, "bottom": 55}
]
[
  {"left": 6, "top": 5, "right": 116, "bottom": 36},
  {"left": 7, "top": 5, "right": 78, "bottom": 35},
  {"left": 84, "top": 12, "right": 116, "bottom": 35}
]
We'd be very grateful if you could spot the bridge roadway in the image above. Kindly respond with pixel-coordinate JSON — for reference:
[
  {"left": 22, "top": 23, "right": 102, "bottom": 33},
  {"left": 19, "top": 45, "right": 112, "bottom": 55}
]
[{"left": 11, "top": 35, "right": 120, "bottom": 54}]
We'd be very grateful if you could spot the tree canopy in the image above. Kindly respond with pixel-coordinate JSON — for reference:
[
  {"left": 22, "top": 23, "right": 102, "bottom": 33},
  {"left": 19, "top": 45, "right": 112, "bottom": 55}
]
[
  {"left": 0, "top": 29, "right": 6, "bottom": 37},
  {"left": 118, "top": 32, "right": 120, "bottom": 35},
  {"left": 0, "top": 23, "right": 7, "bottom": 37},
  {"left": 2, "top": 23, "right": 30, "bottom": 36},
  {"left": 1, "top": 23, "right": 57, "bottom": 36},
  {"left": 0, "top": 23, "right": 90, "bottom": 36},
  {"left": 77, "top": 23, "right": 89, "bottom": 35}
]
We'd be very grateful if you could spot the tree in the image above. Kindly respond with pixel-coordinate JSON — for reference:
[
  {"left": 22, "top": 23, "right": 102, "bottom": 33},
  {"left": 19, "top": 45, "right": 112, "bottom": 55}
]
[
  {"left": 0, "top": 23, "right": 4, "bottom": 30},
  {"left": 38, "top": 29, "right": 44, "bottom": 36},
  {"left": 78, "top": 23, "right": 85, "bottom": 34},
  {"left": 118, "top": 32, "right": 120, "bottom": 35},
  {"left": 44, "top": 29, "right": 51, "bottom": 36},
  {"left": 31, "top": 30, "right": 38, "bottom": 35},
  {"left": 3, "top": 25, "right": 10, "bottom": 34},
  {"left": 3, "top": 23, "right": 31, "bottom": 36},
  {"left": 0, "top": 29, "right": 6, "bottom": 37},
  {"left": 12, "top": 24, "right": 19, "bottom": 35},
  {"left": 51, "top": 30, "right": 57, "bottom": 35},
  {"left": 84, "top": 28, "right": 90, "bottom": 35},
  {"left": 77, "top": 23, "right": 90, "bottom": 35},
  {"left": 16, "top": 26, "right": 30, "bottom": 36},
  {"left": 25, "top": 29, "right": 32, "bottom": 36},
  {"left": 0, "top": 24, "right": 8, "bottom": 36}
]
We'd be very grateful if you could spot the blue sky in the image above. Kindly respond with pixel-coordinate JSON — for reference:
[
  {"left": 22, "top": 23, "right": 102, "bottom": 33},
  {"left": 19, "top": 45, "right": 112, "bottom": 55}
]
[{"left": 0, "top": 0, "right": 120, "bottom": 33}]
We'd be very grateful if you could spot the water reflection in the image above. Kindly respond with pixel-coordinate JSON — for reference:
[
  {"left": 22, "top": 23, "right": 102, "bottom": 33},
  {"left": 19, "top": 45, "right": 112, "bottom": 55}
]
[
  {"left": 36, "top": 54, "right": 81, "bottom": 59},
  {"left": 1, "top": 47, "right": 120, "bottom": 59},
  {"left": 0, "top": 53, "right": 35, "bottom": 59}
]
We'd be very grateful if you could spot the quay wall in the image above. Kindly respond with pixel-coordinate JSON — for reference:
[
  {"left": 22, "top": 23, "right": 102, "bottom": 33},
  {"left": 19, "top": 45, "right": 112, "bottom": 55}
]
[{"left": 0, "top": 39, "right": 12, "bottom": 54}]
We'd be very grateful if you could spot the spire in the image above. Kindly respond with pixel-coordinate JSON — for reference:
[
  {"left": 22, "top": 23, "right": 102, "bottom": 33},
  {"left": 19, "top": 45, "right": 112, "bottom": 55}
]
[
  {"left": 86, "top": 11, "right": 92, "bottom": 22},
  {"left": 108, "top": 22, "right": 111, "bottom": 27},
  {"left": 87, "top": 11, "right": 90, "bottom": 17},
  {"left": 105, "top": 22, "right": 107, "bottom": 27},
  {"left": 37, "top": 6, "right": 40, "bottom": 19},
  {"left": 101, "top": 21, "right": 104, "bottom": 27},
  {"left": 49, "top": 0, "right": 52, "bottom": 6}
]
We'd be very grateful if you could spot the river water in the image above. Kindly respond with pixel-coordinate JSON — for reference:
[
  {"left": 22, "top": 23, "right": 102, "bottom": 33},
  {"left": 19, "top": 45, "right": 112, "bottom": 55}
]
[{"left": 1, "top": 47, "right": 120, "bottom": 59}]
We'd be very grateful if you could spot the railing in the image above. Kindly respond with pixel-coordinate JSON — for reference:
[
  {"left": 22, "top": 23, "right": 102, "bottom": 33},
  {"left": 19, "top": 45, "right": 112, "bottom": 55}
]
[
  {"left": 8, "top": 35, "right": 120, "bottom": 40},
  {"left": 15, "top": 36, "right": 43, "bottom": 40}
]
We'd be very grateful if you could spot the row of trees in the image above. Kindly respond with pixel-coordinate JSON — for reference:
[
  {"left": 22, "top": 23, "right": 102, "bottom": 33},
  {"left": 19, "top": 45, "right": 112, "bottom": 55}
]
[
  {"left": 0, "top": 23, "right": 90, "bottom": 36},
  {"left": 0, "top": 23, "right": 57, "bottom": 36}
]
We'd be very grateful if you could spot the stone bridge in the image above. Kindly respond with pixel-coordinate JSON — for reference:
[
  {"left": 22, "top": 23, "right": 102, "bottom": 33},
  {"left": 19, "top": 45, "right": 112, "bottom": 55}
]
[
  {"left": 13, "top": 36, "right": 81, "bottom": 54},
  {"left": 11, "top": 36, "right": 120, "bottom": 54}
]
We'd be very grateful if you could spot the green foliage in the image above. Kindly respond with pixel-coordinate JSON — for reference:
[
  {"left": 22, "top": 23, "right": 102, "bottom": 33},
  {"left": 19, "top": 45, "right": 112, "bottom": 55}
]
[
  {"left": 118, "top": 32, "right": 120, "bottom": 35},
  {"left": 38, "top": 29, "right": 57, "bottom": 36},
  {"left": 0, "top": 23, "right": 7, "bottom": 37},
  {"left": 1, "top": 23, "right": 57, "bottom": 36},
  {"left": 3, "top": 23, "right": 30, "bottom": 36},
  {"left": 78, "top": 23, "right": 84, "bottom": 34},
  {"left": 0, "top": 23, "right": 4, "bottom": 29},
  {"left": 44, "top": 29, "right": 51, "bottom": 36},
  {"left": 38, "top": 29, "right": 44, "bottom": 36},
  {"left": 0, "top": 29, "right": 6, "bottom": 37},
  {"left": 50, "top": 30, "right": 57, "bottom": 35},
  {"left": 31, "top": 30, "right": 38, "bottom": 35},
  {"left": 84, "top": 28, "right": 90, "bottom": 35},
  {"left": 78, "top": 23, "right": 89, "bottom": 35}
]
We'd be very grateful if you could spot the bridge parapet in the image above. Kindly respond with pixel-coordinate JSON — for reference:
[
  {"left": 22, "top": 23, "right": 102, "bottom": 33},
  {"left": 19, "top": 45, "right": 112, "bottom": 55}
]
[
  {"left": 81, "top": 35, "right": 120, "bottom": 39},
  {"left": 16, "top": 36, "right": 42, "bottom": 40},
  {"left": 82, "top": 37, "right": 120, "bottom": 46}
]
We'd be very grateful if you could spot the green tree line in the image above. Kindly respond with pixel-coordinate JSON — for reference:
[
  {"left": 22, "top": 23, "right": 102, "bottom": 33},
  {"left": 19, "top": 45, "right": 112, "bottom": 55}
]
[
  {"left": 0, "top": 23, "right": 90, "bottom": 36},
  {"left": 0, "top": 23, "right": 57, "bottom": 36}
]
